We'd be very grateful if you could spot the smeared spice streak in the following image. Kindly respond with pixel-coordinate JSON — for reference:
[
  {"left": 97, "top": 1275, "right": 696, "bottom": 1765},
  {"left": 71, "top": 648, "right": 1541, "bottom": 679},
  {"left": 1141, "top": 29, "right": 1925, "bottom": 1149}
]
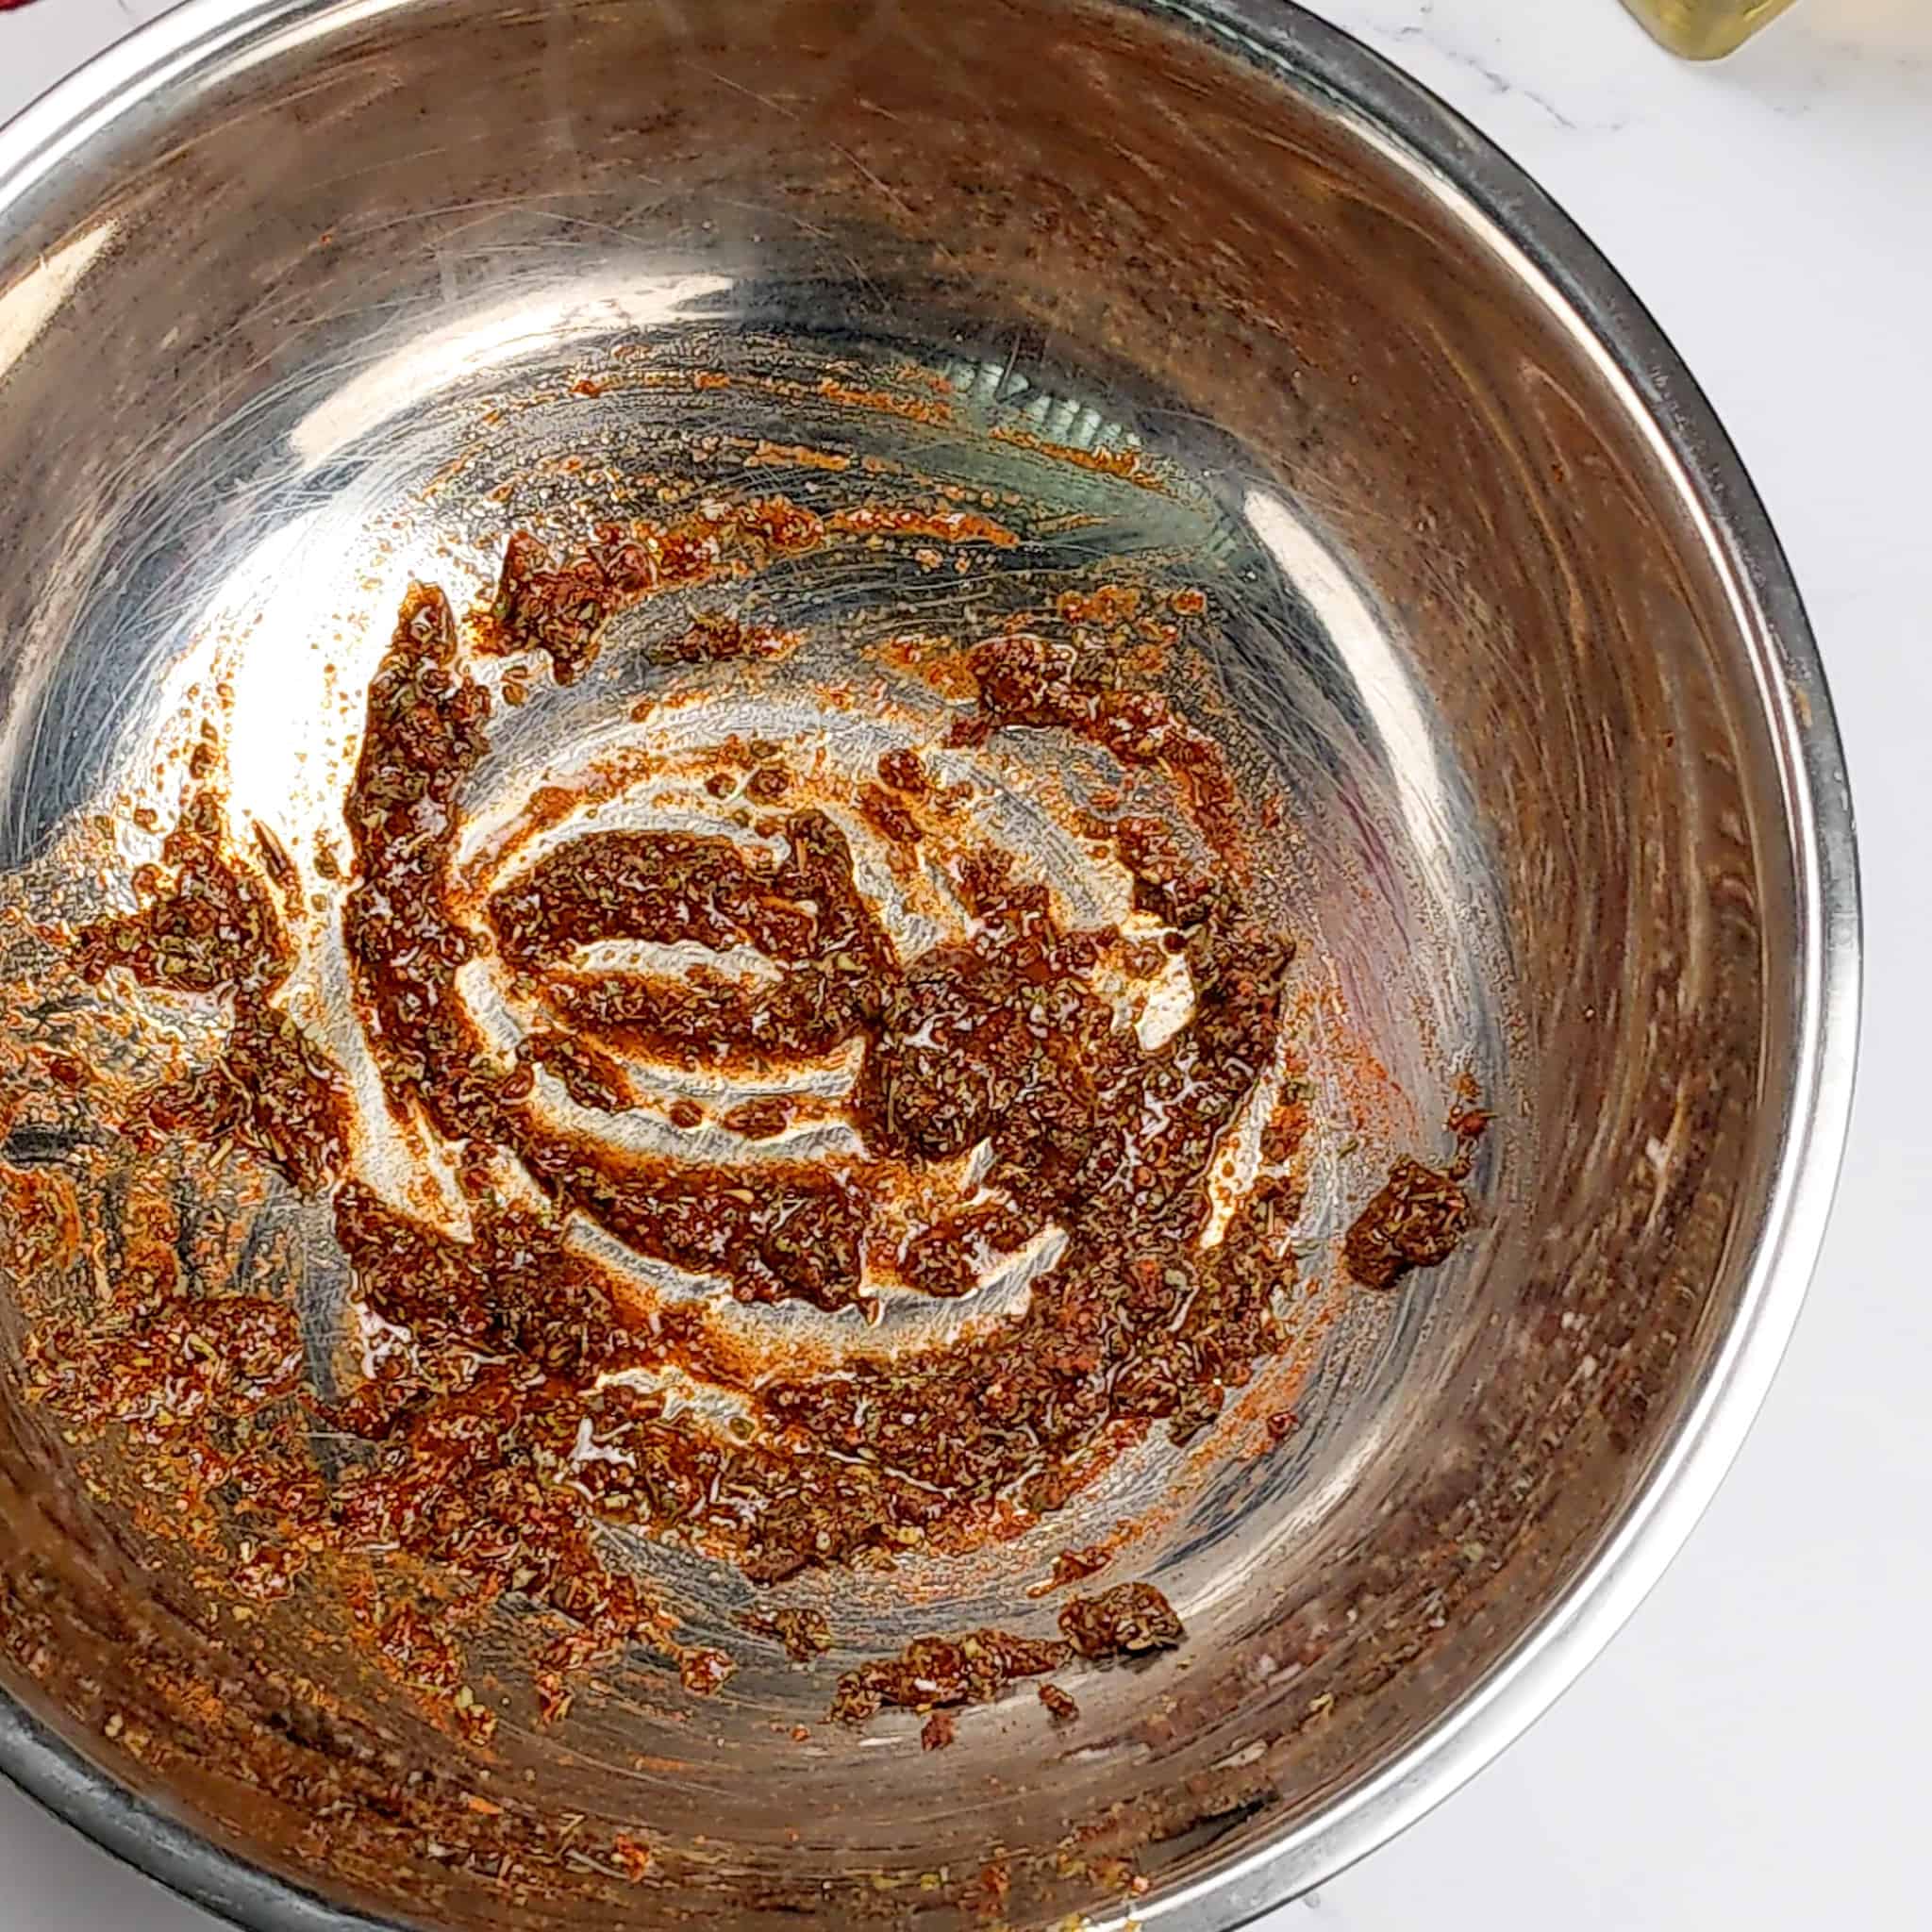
[
  {"left": 476, "top": 507, "right": 815, "bottom": 686},
  {"left": 1028, "top": 1543, "right": 1114, "bottom": 1597},
  {"left": 474, "top": 494, "right": 1012, "bottom": 685},
  {"left": 34, "top": 503, "right": 1479, "bottom": 1753},
  {"left": 74, "top": 789, "right": 347, "bottom": 1192},
  {"left": 956, "top": 631, "right": 1239, "bottom": 847},
  {"left": 348, "top": 592, "right": 874, "bottom": 1313},
  {"left": 827, "top": 1581, "right": 1181, "bottom": 1730},
  {"left": 829, "top": 1628, "right": 1074, "bottom": 1724}
]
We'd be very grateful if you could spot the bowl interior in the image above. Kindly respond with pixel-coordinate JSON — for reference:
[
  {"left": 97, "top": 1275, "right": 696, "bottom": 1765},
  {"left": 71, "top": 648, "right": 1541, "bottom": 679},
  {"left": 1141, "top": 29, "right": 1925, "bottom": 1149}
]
[{"left": 0, "top": 3, "right": 1823, "bottom": 1928}]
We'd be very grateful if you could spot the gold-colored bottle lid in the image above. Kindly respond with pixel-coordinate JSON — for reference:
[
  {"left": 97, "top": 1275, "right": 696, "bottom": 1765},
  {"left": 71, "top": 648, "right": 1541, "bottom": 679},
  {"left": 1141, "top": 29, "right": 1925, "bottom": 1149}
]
[{"left": 1621, "top": 0, "right": 1800, "bottom": 59}]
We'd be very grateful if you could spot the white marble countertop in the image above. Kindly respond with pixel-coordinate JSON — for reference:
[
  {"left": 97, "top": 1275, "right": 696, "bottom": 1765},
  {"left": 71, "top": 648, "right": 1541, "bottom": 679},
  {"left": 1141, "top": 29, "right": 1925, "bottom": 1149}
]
[{"left": 1, "top": 2, "right": 1926, "bottom": 1928}]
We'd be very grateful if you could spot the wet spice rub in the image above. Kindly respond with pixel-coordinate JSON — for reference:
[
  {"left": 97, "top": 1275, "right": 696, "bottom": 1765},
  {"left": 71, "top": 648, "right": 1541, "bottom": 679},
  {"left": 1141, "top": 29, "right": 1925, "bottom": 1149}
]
[
  {"left": 29, "top": 508, "right": 1481, "bottom": 1749},
  {"left": 1342, "top": 1107, "right": 1488, "bottom": 1291},
  {"left": 825, "top": 1583, "right": 1184, "bottom": 1730},
  {"left": 476, "top": 494, "right": 1014, "bottom": 685},
  {"left": 73, "top": 788, "right": 348, "bottom": 1192}
]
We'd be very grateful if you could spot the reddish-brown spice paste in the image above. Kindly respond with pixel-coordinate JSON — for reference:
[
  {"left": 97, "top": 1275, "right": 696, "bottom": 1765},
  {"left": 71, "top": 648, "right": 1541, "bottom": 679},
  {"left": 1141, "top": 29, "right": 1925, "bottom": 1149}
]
[
  {"left": 1058, "top": 1581, "right": 1185, "bottom": 1658},
  {"left": 829, "top": 1628, "right": 1074, "bottom": 1724},
  {"left": 1038, "top": 1680, "right": 1081, "bottom": 1723},
  {"left": 1341, "top": 1113, "right": 1486, "bottom": 1291},
  {"left": 1342, "top": 1158, "right": 1472, "bottom": 1290},
  {"left": 1030, "top": 1544, "right": 1115, "bottom": 1596},
  {"left": 74, "top": 789, "right": 348, "bottom": 1192},
  {"left": 739, "top": 1605, "right": 832, "bottom": 1661},
  {"left": 36, "top": 510, "right": 1478, "bottom": 1750}
]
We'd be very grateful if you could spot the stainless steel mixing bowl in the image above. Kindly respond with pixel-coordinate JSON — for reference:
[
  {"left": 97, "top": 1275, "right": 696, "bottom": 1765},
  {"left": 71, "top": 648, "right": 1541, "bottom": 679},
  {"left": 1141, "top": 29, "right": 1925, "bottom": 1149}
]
[{"left": 0, "top": 2, "right": 1857, "bottom": 1929}]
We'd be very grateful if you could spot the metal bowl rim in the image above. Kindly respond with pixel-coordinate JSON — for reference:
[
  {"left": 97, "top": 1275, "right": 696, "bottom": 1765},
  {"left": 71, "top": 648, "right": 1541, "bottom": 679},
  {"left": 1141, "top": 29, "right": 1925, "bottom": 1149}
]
[{"left": 0, "top": 2, "right": 1861, "bottom": 1927}]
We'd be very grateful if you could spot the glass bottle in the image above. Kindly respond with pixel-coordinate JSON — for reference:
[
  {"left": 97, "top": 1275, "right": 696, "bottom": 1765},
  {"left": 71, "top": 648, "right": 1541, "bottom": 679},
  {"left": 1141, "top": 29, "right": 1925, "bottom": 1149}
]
[{"left": 1620, "top": 0, "right": 1798, "bottom": 58}]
